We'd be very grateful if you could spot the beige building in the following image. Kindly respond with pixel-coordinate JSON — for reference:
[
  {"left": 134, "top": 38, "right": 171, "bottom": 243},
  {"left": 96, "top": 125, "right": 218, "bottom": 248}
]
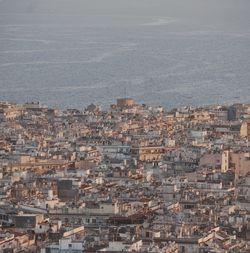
[
  {"left": 221, "top": 150, "right": 230, "bottom": 173},
  {"left": 131, "top": 145, "right": 165, "bottom": 161},
  {"left": 221, "top": 150, "right": 250, "bottom": 180},
  {"left": 232, "top": 152, "right": 250, "bottom": 180},
  {"left": 240, "top": 121, "right": 250, "bottom": 140},
  {"left": 117, "top": 98, "right": 135, "bottom": 108},
  {"left": 0, "top": 105, "right": 24, "bottom": 120}
]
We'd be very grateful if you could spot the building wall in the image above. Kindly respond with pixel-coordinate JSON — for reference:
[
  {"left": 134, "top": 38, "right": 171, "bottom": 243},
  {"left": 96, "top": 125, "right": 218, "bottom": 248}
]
[
  {"left": 221, "top": 150, "right": 230, "bottom": 172},
  {"left": 240, "top": 122, "right": 250, "bottom": 140},
  {"left": 117, "top": 98, "right": 135, "bottom": 108},
  {"left": 232, "top": 152, "right": 250, "bottom": 179},
  {"left": 200, "top": 153, "right": 221, "bottom": 169}
]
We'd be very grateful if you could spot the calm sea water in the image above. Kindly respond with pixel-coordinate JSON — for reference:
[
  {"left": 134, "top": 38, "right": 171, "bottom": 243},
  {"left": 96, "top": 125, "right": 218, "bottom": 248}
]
[{"left": 0, "top": 0, "right": 250, "bottom": 108}]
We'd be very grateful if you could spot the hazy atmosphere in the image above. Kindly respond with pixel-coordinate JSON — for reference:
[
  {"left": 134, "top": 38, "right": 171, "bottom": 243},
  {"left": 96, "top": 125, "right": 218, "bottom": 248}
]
[{"left": 0, "top": 0, "right": 250, "bottom": 108}]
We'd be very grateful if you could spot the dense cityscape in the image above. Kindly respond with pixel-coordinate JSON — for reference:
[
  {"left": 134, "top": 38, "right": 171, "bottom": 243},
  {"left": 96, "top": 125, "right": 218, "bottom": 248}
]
[{"left": 0, "top": 98, "right": 249, "bottom": 252}]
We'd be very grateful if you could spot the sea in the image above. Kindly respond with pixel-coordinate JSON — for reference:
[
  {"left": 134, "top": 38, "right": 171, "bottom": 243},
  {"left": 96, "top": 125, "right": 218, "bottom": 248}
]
[{"left": 0, "top": 0, "right": 250, "bottom": 109}]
